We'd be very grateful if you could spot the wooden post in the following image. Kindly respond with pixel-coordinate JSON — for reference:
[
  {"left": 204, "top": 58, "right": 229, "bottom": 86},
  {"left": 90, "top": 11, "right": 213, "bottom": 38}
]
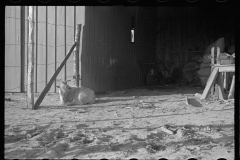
[
  {"left": 200, "top": 67, "right": 219, "bottom": 100},
  {"left": 27, "top": 6, "right": 34, "bottom": 109},
  {"left": 73, "top": 24, "right": 81, "bottom": 87},
  {"left": 217, "top": 72, "right": 225, "bottom": 100},
  {"left": 21, "top": 6, "right": 25, "bottom": 92},
  {"left": 215, "top": 47, "right": 221, "bottom": 98},
  {"left": 34, "top": 42, "right": 76, "bottom": 109},
  {"left": 228, "top": 74, "right": 235, "bottom": 99},
  {"left": 210, "top": 47, "right": 215, "bottom": 95}
]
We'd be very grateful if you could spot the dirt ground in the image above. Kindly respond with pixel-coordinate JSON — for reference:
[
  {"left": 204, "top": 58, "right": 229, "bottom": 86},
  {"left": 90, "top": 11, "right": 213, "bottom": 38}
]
[{"left": 4, "top": 86, "right": 234, "bottom": 160}]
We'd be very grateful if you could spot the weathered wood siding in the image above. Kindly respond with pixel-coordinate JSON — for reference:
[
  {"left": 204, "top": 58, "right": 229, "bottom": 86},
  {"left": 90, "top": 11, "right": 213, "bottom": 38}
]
[{"left": 81, "top": 6, "right": 157, "bottom": 92}]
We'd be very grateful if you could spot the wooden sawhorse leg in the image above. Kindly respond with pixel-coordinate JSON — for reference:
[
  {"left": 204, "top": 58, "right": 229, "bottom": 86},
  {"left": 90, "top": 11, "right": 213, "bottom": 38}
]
[
  {"left": 200, "top": 67, "right": 219, "bottom": 100},
  {"left": 228, "top": 74, "right": 235, "bottom": 99}
]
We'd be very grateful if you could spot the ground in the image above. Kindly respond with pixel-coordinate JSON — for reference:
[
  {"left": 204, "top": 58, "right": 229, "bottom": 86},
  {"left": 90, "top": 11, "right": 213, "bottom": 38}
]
[{"left": 4, "top": 86, "right": 234, "bottom": 160}]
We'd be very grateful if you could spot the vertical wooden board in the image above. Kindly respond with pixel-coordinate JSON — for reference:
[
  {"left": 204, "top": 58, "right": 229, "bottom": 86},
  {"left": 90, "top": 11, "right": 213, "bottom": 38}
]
[
  {"left": 24, "top": 6, "right": 28, "bottom": 92},
  {"left": 96, "top": 7, "right": 104, "bottom": 92},
  {"left": 103, "top": 6, "right": 109, "bottom": 91},
  {"left": 129, "top": 7, "right": 133, "bottom": 88},
  {"left": 5, "top": 6, "right": 15, "bottom": 91},
  {"left": 126, "top": 9, "right": 131, "bottom": 89},
  {"left": 76, "top": 6, "right": 85, "bottom": 87},
  {"left": 82, "top": 7, "right": 88, "bottom": 88},
  {"left": 91, "top": 7, "right": 97, "bottom": 91},
  {"left": 105, "top": 7, "right": 111, "bottom": 91},
  {"left": 115, "top": 7, "right": 120, "bottom": 90},
  {"left": 4, "top": 6, "right": 9, "bottom": 91},
  {"left": 47, "top": 6, "right": 55, "bottom": 92},
  {"left": 113, "top": 7, "right": 118, "bottom": 90},
  {"left": 81, "top": 7, "right": 88, "bottom": 88},
  {"left": 96, "top": 6, "right": 100, "bottom": 92},
  {"left": 88, "top": 7, "right": 94, "bottom": 89},
  {"left": 93, "top": 7, "right": 99, "bottom": 92},
  {"left": 56, "top": 6, "right": 66, "bottom": 83},
  {"left": 66, "top": 6, "right": 75, "bottom": 86},
  {"left": 33, "top": 6, "right": 38, "bottom": 93},
  {"left": 36, "top": 6, "right": 46, "bottom": 92},
  {"left": 15, "top": 6, "right": 21, "bottom": 91},
  {"left": 5, "top": 6, "right": 21, "bottom": 92}
]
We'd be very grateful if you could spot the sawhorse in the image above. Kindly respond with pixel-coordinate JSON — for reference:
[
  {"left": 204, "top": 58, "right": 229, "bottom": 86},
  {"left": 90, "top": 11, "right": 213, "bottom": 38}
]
[{"left": 200, "top": 47, "right": 235, "bottom": 100}]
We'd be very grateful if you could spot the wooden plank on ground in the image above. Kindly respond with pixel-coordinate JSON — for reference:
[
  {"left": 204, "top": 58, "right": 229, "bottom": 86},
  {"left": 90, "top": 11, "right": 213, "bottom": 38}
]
[{"left": 200, "top": 67, "right": 219, "bottom": 100}]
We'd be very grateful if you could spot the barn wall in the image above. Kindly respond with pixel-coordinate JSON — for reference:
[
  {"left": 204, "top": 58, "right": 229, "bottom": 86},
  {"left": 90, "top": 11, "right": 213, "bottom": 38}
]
[
  {"left": 81, "top": 6, "right": 157, "bottom": 92},
  {"left": 5, "top": 6, "right": 85, "bottom": 93},
  {"left": 5, "top": 6, "right": 21, "bottom": 92},
  {"left": 156, "top": 7, "right": 235, "bottom": 77}
]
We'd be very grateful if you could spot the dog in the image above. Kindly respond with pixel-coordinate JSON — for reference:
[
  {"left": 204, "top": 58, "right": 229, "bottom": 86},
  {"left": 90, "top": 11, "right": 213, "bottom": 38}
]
[{"left": 57, "top": 80, "right": 96, "bottom": 105}]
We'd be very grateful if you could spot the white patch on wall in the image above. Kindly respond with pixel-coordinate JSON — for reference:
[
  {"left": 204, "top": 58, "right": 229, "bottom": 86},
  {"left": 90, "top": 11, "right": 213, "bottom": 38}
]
[{"left": 110, "top": 57, "right": 117, "bottom": 67}]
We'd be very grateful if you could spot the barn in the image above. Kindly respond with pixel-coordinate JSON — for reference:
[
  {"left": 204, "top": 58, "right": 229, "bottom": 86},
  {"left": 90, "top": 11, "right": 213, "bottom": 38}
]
[
  {"left": 5, "top": 6, "right": 235, "bottom": 93},
  {"left": 5, "top": 6, "right": 235, "bottom": 159}
]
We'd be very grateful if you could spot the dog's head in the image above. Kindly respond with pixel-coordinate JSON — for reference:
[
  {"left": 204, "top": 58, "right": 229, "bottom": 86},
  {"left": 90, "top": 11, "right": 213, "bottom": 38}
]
[
  {"left": 56, "top": 80, "right": 71, "bottom": 88},
  {"left": 56, "top": 80, "right": 72, "bottom": 96}
]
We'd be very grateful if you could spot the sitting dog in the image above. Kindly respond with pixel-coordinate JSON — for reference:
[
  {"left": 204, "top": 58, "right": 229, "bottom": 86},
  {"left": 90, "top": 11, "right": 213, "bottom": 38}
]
[{"left": 57, "top": 80, "right": 96, "bottom": 105}]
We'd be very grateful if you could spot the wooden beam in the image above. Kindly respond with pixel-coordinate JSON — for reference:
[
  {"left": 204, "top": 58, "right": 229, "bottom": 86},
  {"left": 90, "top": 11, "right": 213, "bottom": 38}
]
[
  {"left": 210, "top": 47, "right": 215, "bottom": 95},
  {"left": 27, "top": 6, "right": 34, "bottom": 109},
  {"left": 34, "top": 42, "right": 76, "bottom": 109},
  {"left": 228, "top": 75, "right": 235, "bottom": 99},
  {"left": 20, "top": 6, "right": 25, "bottom": 92},
  {"left": 73, "top": 24, "right": 81, "bottom": 87},
  {"left": 219, "top": 66, "right": 235, "bottom": 72},
  {"left": 216, "top": 72, "right": 225, "bottom": 100},
  {"left": 200, "top": 67, "right": 219, "bottom": 100}
]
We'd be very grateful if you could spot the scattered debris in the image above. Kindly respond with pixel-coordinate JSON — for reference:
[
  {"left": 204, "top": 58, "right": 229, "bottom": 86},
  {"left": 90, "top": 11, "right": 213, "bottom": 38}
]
[
  {"left": 76, "top": 109, "right": 88, "bottom": 113},
  {"left": 185, "top": 96, "right": 189, "bottom": 105},
  {"left": 199, "top": 125, "right": 211, "bottom": 131},
  {"left": 183, "top": 145, "right": 200, "bottom": 151},
  {"left": 141, "top": 102, "right": 155, "bottom": 108},
  {"left": 195, "top": 93, "right": 202, "bottom": 98},
  {"left": 5, "top": 98, "right": 11, "bottom": 101},
  {"left": 160, "top": 126, "right": 174, "bottom": 135},
  {"left": 175, "top": 128, "right": 184, "bottom": 138},
  {"left": 146, "top": 143, "right": 166, "bottom": 153}
]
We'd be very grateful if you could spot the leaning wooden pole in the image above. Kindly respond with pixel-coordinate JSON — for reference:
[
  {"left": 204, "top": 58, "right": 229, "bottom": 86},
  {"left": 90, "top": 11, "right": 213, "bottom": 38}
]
[
  {"left": 228, "top": 75, "right": 235, "bottom": 99},
  {"left": 34, "top": 42, "right": 77, "bottom": 109},
  {"left": 73, "top": 24, "right": 81, "bottom": 87},
  {"left": 27, "top": 6, "right": 35, "bottom": 109}
]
